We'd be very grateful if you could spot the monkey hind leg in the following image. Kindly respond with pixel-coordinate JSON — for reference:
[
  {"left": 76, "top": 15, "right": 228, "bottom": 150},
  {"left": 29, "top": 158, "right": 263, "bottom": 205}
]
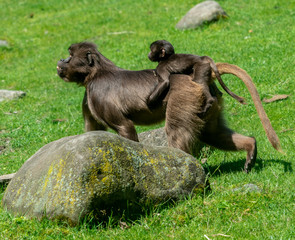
[
  {"left": 197, "top": 89, "right": 217, "bottom": 118},
  {"left": 166, "top": 123, "right": 194, "bottom": 154},
  {"left": 165, "top": 108, "right": 206, "bottom": 156},
  {"left": 201, "top": 123, "right": 257, "bottom": 173},
  {"left": 192, "top": 61, "right": 211, "bottom": 85},
  {"left": 192, "top": 62, "right": 216, "bottom": 116}
]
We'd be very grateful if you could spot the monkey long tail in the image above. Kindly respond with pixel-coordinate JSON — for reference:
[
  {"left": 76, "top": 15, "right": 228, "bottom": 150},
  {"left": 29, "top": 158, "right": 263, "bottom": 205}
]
[
  {"left": 215, "top": 71, "right": 247, "bottom": 105},
  {"left": 215, "top": 62, "right": 282, "bottom": 152}
]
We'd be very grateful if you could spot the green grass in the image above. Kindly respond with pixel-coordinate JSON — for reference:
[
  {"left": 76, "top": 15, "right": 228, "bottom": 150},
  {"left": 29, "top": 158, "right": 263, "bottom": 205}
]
[{"left": 1, "top": 0, "right": 295, "bottom": 238}]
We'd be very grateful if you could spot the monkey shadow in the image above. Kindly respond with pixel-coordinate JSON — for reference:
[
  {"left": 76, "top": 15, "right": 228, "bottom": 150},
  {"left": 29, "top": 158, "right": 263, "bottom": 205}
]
[{"left": 204, "top": 158, "right": 293, "bottom": 176}]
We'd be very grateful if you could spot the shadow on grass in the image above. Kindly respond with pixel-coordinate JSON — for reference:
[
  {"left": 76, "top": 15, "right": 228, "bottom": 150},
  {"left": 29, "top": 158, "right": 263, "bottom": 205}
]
[
  {"left": 203, "top": 158, "right": 293, "bottom": 176},
  {"left": 79, "top": 183, "right": 211, "bottom": 229},
  {"left": 77, "top": 184, "right": 211, "bottom": 229},
  {"left": 77, "top": 199, "right": 180, "bottom": 230}
]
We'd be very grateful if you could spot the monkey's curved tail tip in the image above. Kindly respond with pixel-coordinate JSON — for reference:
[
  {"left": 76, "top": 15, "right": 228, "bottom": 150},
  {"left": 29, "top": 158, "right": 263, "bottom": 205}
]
[
  {"left": 264, "top": 125, "right": 285, "bottom": 156},
  {"left": 239, "top": 98, "right": 247, "bottom": 105},
  {"left": 216, "top": 62, "right": 284, "bottom": 155},
  {"left": 262, "top": 120, "right": 284, "bottom": 155},
  {"left": 275, "top": 144, "right": 285, "bottom": 155}
]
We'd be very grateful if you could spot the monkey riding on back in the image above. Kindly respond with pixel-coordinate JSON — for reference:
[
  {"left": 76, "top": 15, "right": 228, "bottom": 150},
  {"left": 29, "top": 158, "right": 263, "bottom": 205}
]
[{"left": 57, "top": 41, "right": 281, "bottom": 173}]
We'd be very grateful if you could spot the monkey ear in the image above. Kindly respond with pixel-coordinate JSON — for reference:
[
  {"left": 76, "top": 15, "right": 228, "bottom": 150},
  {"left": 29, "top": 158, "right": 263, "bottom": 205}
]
[
  {"left": 87, "top": 51, "right": 94, "bottom": 66},
  {"left": 160, "top": 49, "right": 166, "bottom": 58}
]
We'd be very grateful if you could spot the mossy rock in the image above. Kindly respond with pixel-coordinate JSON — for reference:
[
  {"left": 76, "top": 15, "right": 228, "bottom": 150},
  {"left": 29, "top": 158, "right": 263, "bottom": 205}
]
[
  {"left": 176, "top": 1, "right": 228, "bottom": 30},
  {"left": 2, "top": 131, "right": 206, "bottom": 225}
]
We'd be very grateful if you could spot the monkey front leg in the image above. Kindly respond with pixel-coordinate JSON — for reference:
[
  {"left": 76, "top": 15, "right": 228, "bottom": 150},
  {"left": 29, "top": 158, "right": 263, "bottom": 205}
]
[
  {"left": 82, "top": 93, "right": 107, "bottom": 131},
  {"left": 148, "top": 72, "right": 170, "bottom": 106}
]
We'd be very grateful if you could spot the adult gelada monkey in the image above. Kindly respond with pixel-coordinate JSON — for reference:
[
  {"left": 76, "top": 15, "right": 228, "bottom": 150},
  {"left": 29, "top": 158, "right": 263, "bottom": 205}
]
[
  {"left": 147, "top": 40, "right": 246, "bottom": 109},
  {"left": 57, "top": 42, "right": 281, "bottom": 173}
]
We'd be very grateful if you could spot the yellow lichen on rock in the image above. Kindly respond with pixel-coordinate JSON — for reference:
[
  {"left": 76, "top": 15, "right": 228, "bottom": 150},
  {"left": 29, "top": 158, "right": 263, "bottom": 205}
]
[{"left": 2, "top": 131, "right": 206, "bottom": 225}]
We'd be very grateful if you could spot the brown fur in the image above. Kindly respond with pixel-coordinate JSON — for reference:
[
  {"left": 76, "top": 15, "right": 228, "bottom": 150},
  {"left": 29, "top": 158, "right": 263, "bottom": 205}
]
[
  {"left": 192, "top": 62, "right": 216, "bottom": 115},
  {"left": 57, "top": 42, "right": 281, "bottom": 173},
  {"left": 165, "top": 76, "right": 257, "bottom": 172},
  {"left": 148, "top": 40, "right": 246, "bottom": 107},
  {"left": 213, "top": 63, "right": 282, "bottom": 152}
]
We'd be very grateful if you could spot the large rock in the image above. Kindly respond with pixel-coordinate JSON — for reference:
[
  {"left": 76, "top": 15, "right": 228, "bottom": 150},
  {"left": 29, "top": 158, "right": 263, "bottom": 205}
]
[
  {"left": 2, "top": 131, "right": 206, "bottom": 225},
  {"left": 138, "top": 127, "right": 168, "bottom": 147},
  {"left": 0, "top": 90, "right": 26, "bottom": 102},
  {"left": 139, "top": 127, "right": 204, "bottom": 157},
  {"left": 176, "top": 1, "right": 228, "bottom": 30}
]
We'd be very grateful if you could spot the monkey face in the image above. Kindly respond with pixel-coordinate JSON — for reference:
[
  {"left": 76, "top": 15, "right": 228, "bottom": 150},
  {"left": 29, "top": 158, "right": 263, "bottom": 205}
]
[
  {"left": 57, "top": 42, "right": 96, "bottom": 84},
  {"left": 148, "top": 44, "right": 161, "bottom": 62},
  {"left": 148, "top": 40, "right": 175, "bottom": 62}
]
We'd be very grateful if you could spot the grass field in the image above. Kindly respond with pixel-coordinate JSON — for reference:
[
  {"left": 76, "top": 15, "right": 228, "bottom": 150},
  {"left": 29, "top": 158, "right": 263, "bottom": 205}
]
[{"left": 1, "top": 0, "right": 295, "bottom": 239}]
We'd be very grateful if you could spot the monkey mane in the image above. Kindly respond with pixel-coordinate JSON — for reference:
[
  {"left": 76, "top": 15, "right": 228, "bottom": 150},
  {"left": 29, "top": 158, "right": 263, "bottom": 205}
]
[{"left": 95, "top": 51, "right": 121, "bottom": 71}]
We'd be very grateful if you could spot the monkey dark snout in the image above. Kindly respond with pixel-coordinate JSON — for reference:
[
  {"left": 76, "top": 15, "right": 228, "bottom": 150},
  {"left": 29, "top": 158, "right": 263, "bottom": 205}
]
[
  {"left": 56, "top": 64, "right": 63, "bottom": 75},
  {"left": 57, "top": 61, "right": 66, "bottom": 77},
  {"left": 148, "top": 52, "right": 151, "bottom": 59}
]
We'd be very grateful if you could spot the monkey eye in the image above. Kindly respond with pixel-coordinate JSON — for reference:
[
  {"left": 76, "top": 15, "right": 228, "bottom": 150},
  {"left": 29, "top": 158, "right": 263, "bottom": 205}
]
[{"left": 68, "top": 47, "right": 73, "bottom": 55}]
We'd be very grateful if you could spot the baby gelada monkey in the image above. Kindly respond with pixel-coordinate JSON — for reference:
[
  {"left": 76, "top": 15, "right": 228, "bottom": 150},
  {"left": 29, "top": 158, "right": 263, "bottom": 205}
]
[{"left": 148, "top": 40, "right": 246, "bottom": 113}]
